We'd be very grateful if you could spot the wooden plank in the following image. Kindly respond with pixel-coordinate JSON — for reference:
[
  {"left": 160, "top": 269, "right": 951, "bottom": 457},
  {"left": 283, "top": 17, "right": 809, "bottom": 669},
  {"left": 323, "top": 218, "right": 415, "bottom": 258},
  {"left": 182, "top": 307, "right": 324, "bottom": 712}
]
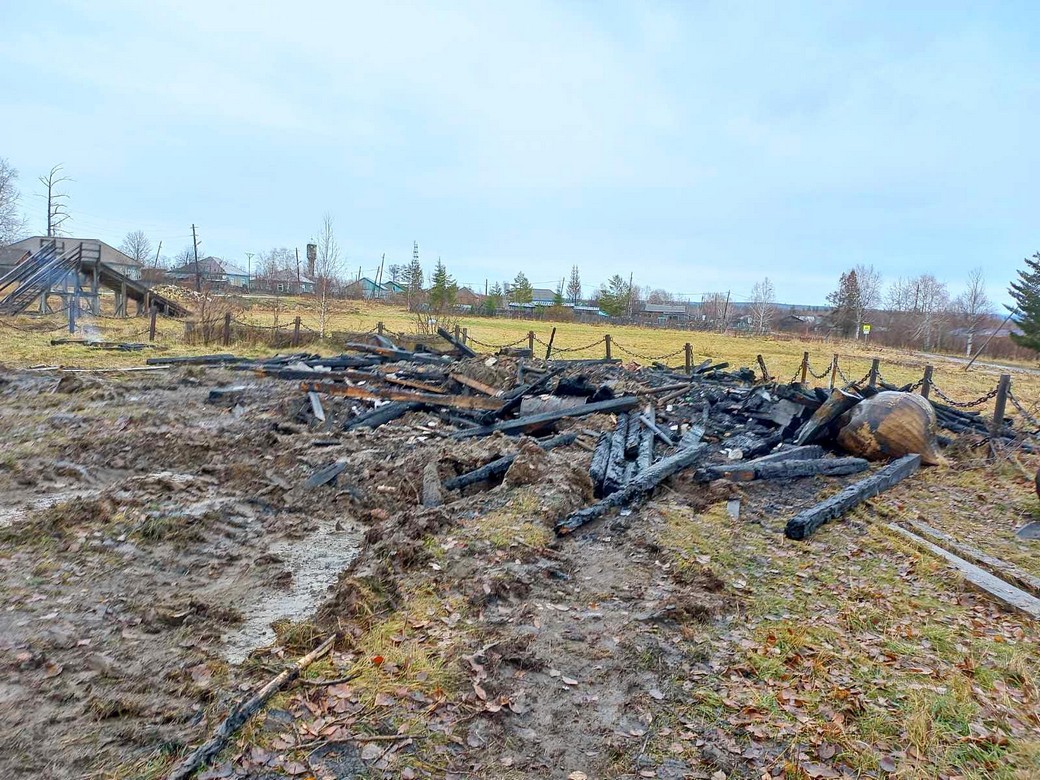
[
  {"left": 785, "top": 454, "right": 921, "bottom": 540},
  {"left": 556, "top": 444, "right": 709, "bottom": 535},
  {"left": 436, "top": 326, "right": 478, "bottom": 358},
  {"left": 454, "top": 395, "right": 640, "bottom": 438},
  {"left": 451, "top": 372, "right": 502, "bottom": 397},
  {"left": 306, "top": 382, "right": 503, "bottom": 411},
  {"left": 383, "top": 374, "right": 447, "bottom": 394},
  {"left": 887, "top": 524, "right": 1040, "bottom": 620},
  {"left": 906, "top": 520, "right": 1040, "bottom": 598},
  {"left": 307, "top": 391, "right": 326, "bottom": 422},
  {"left": 638, "top": 413, "right": 675, "bottom": 447},
  {"left": 636, "top": 405, "right": 654, "bottom": 474}
]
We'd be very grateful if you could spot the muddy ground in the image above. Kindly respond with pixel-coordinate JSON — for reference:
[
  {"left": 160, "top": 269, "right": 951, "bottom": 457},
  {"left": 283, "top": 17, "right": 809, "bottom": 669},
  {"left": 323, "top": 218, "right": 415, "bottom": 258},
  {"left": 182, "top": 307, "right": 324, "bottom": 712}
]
[{"left": 1, "top": 364, "right": 1037, "bottom": 780}]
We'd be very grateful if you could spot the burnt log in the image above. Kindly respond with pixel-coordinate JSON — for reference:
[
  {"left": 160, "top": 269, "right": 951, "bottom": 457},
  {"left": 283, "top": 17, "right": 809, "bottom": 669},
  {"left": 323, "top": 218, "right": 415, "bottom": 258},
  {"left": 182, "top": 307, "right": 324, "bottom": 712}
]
[
  {"left": 589, "top": 432, "right": 612, "bottom": 497},
  {"left": 702, "top": 456, "right": 869, "bottom": 483},
  {"left": 624, "top": 413, "right": 642, "bottom": 457},
  {"left": 343, "top": 401, "right": 422, "bottom": 431},
  {"left": 638, "top": 413, "right": 675, "bottom": 447},
  {"left": 636, "top": 413, "right": 654, "bottom": 473},
  {"left": 794, "top": 389, "right": 863, "bottom": 445},
  {"left": 444, "top": 432, "right": 578, "bottom": 491},
  {"left": 454, "top": 395, "right": 640, "bottom": 439},
  {"left": 555, "top": 444, "right": 709, "bottom": 535},
  {"left": 307, "top": 382, "right": 503, "bottom": 412},
  {"left": 304, "top": 460, "right": 347, "bottom": 488},
  {"left": 603, "top": 413, "right": 631, "bottom": 496},
  {"left": 784, "top": 454, "right": 921, "bottom": 540},
  {"left": 437, "top": 326, "right": 478, "bottom": 358}
]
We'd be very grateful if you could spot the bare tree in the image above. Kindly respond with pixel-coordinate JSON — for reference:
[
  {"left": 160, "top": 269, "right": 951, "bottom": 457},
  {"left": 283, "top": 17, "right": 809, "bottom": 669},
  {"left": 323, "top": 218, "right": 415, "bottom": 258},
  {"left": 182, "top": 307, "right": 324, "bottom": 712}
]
[
  {"left": 38, "top": 165, "right": 71, "bottom": 237},
  {"left": 0, "top": 157, "right": 27, "bottom": 244},
  {"left": 119, "top": 230, "right": 153, "bottom": 265},
  {"left": 748, "top": 277, "right": 776, "bottom": 333},
  {"left": 953, "top": 267, "right": 991, "bottom": 356},
  {"left": 852, "top": 264, "right": 882, "bottom": 339},
  {"left": 701, "top": 292, "right": 732, "bottom": 329},
  {"left": 314, "top": 213, "right": 342, "bottom": 337},
  {"left": 886, "top": 274, "right": 950, "bottom": 349}
]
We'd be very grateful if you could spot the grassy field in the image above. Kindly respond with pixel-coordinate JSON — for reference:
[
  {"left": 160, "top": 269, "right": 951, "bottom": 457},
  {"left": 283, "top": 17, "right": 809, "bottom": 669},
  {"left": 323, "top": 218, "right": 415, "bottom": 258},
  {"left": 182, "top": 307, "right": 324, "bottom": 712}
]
[{"left": 3, "top": 293, "right": 1040, "bottom": 421}]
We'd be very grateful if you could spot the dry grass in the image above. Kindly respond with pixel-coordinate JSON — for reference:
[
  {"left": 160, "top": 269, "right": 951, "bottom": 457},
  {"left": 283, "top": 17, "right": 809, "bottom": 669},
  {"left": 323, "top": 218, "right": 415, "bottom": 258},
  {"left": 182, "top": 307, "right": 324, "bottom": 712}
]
[{"left": 3, "top": 293, "right": 1040, "bottom": 420}]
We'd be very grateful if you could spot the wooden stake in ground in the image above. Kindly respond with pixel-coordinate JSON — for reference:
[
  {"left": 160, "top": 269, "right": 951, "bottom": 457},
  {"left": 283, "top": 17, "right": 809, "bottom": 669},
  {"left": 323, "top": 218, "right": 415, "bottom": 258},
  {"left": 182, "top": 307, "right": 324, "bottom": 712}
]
[{"left": 166, "top": 635, "right": 336, "bottom": 780}]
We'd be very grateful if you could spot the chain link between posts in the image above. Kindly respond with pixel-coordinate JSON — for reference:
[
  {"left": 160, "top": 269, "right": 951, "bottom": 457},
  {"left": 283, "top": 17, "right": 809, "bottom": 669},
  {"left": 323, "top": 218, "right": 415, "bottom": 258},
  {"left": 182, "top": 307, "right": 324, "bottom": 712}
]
[
  {"left": 551, "top": 337, "right": 609, "bottom": 354},
  {"left": 929, "top": 384, "right": 999, "bottom": 409},
  {"left": 467, "top": 335, "right": 530, "bottom": 350},
  {"left": 609, "top": 339, "right": 684, "bottom": 361},
  {"left": 805, "top": 357, "right": 834, "bottom": 379},
  {"left": 1008, "top": 389, "right": 1040, "bottom": 429}
]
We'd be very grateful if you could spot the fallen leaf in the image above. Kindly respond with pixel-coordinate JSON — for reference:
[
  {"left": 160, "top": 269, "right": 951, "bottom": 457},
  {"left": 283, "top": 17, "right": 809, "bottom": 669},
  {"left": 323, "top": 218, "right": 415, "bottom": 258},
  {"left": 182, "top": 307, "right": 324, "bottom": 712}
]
[
  {"left": 371, "top": 655, "right": 384, "bottom": 666},
  {"left": 360, "top": 742, "right": 383, "bottom": 761},
  {"left": 879, "top": 756, "right": 897, "bottom": 773},
  {"left": 802, "top": 762, "right": 840, "bottom": 778},
  {"left": 567, "top": 773, "right": 588, "bottom": 780},
  {"left": 374, "top": 692, "right": 395, "bottom": 706},
  {"left": 473, "top": 682, "right": 487, "bottom": 700}
]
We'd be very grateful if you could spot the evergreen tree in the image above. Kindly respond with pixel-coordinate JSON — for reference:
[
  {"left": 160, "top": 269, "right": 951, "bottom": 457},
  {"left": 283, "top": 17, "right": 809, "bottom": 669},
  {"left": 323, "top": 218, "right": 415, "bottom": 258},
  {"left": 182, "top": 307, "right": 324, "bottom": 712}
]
[
  {"left": 429, "top": 258, "right": 457, "bottom": 311},
  {"left": 483, "top": 282, "right": 502, "bottom": 315},
  {"left": 1009, "top": 252, "right": 1040, "bottom": 352},
  {"left": 403, "top": 243, "right": 423, "bottom": 298},
  {"left": 511, "top": 272, "right": 533, "bottom": 304},
  {"left": 596, "top": 274, "right": 630, "bottom": 317},
  {"left": 826, "top": 270, "right": 861, "bottom": 338},
  {"left": 553, "top": 279, "right": 565, "bottom": 306},
  {"left": 566, "top": 265, "right": 582, "bottom": 304}
]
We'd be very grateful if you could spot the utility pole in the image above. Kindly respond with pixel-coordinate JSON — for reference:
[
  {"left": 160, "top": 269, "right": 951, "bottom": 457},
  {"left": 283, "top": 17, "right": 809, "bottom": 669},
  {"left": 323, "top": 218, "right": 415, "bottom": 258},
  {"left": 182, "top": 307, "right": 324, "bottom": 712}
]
[
  {"left": 152, "top": 241, "right": 162, "bottom": 268},
  {"left": 295, "top": 247, "right": 301, "bottom": 293},
  {"left": 627, "top": 272, "right": 634, "bottom": 318},
  {"left": 191, "top": 224, "right": 201, "bottom": 292},
  {"left": 722, "top": 290, "right": 731, "bottom": 330},
  {"left": 245, "top": 252, "right": 254, "bottom": 288},
  {"left": 377, "top": 253, "right": 385, "bottom": 286}
]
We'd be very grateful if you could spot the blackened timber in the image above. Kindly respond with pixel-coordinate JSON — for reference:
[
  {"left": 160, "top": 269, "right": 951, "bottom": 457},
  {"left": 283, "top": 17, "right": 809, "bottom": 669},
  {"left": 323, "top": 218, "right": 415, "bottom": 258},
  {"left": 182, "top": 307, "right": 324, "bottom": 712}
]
[
  {"left": 305, "top": 382, "right": 504, "bottom": 411},
  {"left": 490, "top": 367, "right": 566, "bottom": 422},
  {"left": 436, "top": 326, "right": 478, "bottom": 358},
  {"left": 444, "top": 432, "right": 578, "bottom": 491},
  {"left": 603, "top": 413, "right": 630, "bottom": 495},
  {"left": 589, "top": 432, "right": 612, "bottom": 497},
  {"left": 344, "top": 342, "right": 450, "bottom": 364},
  {"left": 556, "top": 444, "right": 709, "bottom": 534},
  {"left": 308, "top": 391, "right": 326, "bottom": 422},
  {"left": 454, "top": 396, "right": 640, "bottom": 439},
  {"left": 784, "top": 454, "right": 921, "bottom": 540},
  {"left": 147, "top": 354, "right": 245, "bottom": 365},
  {"left": 304, "top": 461, "right": 347, "bottom": 488},
  {"left": 636, "top": 410, "right": 654, "bottom": 473},
  {"left": 701, "top": 456, "right": 868, "bottom": 483},
  {"left": 624, "top": 413, "right": 642, "bottom": 457},
  {"left": 343, "top": 401, "right": 422, "bottom": 431},
  {"left": 451, "top": 372, "right": 501, "bottom": 396}
]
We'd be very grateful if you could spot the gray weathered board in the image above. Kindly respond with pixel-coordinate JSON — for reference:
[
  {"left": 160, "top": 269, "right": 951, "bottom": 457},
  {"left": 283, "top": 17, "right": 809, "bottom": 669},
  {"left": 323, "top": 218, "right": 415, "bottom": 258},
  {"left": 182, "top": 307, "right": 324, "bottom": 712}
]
[{"left": 887, "top": 524, "right": 1040, "bottom": 620}]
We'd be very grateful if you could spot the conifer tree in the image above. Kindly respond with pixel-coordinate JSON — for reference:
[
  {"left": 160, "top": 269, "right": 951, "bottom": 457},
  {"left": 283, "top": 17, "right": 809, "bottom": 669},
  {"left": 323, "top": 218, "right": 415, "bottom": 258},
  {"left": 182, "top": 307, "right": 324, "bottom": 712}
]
[
  {"left": 566, "top": 265, "right": 582, "bottom": 304},
  {"left": 511, "top": 272, "right": 533, "bottom": 304},
  {"left": 1009, "top": 252, "right": 1040, "bottom": 352},
  {"left": 826, "top": 270, "right": 861, "bottom": 338},
  {"left": 429, "top": 258, "right": 457, "bottom": 311}
]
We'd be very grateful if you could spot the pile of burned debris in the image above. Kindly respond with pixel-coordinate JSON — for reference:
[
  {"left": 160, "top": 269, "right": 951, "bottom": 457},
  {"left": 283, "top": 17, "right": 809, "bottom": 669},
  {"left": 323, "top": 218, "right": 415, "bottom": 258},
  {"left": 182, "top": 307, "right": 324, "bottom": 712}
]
[{"left": 149, "top": 331, "right": 1031, "bottom": 543}]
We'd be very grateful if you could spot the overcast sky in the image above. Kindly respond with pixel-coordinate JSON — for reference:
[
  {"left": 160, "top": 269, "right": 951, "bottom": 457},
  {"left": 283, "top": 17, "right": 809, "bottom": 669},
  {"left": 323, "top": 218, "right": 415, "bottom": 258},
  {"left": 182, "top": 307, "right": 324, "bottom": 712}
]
[{"left": 2, "top": 0, "right": 1037, "bottom": 304}]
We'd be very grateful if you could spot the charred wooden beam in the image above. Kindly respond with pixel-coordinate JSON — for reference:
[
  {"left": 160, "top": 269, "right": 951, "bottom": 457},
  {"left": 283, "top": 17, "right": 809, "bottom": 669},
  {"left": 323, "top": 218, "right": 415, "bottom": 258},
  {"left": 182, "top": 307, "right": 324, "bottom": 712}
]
[
  {"left": 306, "top": 382, "right": 504, "bottom": 411},
  {"left": 444, "top": 432, "right": 578, "bottom": 491},
  {"left": 383, "top": 374, "right": 448, "bottom": 394},
  {"left": 454, "top": 395, "right": 640, "bottom": 439},
  {"left": 624, "top": 412, "right": 642, "bottom": 458},
  {"left": 589, "top": 432, "right": 612, "bottom": 497},
  {"left": 308, "top": 391, "right": 326, "bottom": 422},
  {"left": 344, "top": 342, "right": 450, "bottom": 364},
  {"left": 436, "top": 326, "right": 478, "bottom": 358},
  {"left": 603, "top": 413, "right": 630, "bottom": 496},
  {"left": 638, "top": 413, "right": 675, "bottom": 447},
  {"left": 556, "top": 444, "right": 709, "bottom": 535},
  {"left": 342, "top": 401, "right": 422, "bottom": 431},
  {"left": 147, "top": 354, "right": 245, "bottom": 365},
  {"left": 784, "top": 454, "right": 921, "bottom": 540},
  {"left": 701, "top": 456, "right": 868, "bottom": 483},
  {"left": 304, "top": 460, "right": 347, "bottom": 488},
  {"left": 636, "top": 410, "right": 654, "bottom": 474}
]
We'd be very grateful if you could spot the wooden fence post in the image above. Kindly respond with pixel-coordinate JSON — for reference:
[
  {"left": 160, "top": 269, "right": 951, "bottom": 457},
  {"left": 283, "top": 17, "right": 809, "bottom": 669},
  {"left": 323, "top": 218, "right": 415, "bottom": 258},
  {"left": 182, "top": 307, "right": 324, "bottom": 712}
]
[
  {"left": 184, "top": 321, "right": 195, "bottom": 342},
  {"left": 68, "top": 296, "right": 76, "bottom": 334},
  {"left": 222, "top": 312, "right": 232, "bottom": 346},
  {"left": 756, "top": 354, "right": 771, "bottom": 382},
  {"left": 292, "top": 316, "right": 301, "bottom": 347},
  {"left": 829, "top": 354, "right": 839, "bottom": 390},
  {"left": 377, "top": 321, "right": 384, "bottom": 336},
  {"left": 528, "top": 330, "right": 535, "bottom": 353},
  {"left": 920, "top": 366, "right": 934, "bottom": 399},
  {"left": 868, "top": 358, "right": 880, "bottom": 388},
  {"left": 462, "top": 327, "right": 468, "bottom": 345},
  {"left": 800, "top": 351, "right": 809, "bottom": 385},
  {"left": 605, "top": 334, "right": 612, "bottom": 360},
  {"left": 684, "top": 342, "right": 692, "bottom": 373},
  {"left": 545, "top": 326, "right": 557, "bottom": 360},
  {"left": 992, "top": 374, "right": 1011, "bottom": 434},
  {"left": 148, "top": 304, "right": 158, "bottom": 342},
  {"left": 453, "top": 324, "right": 461, "bottom": 344}
]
